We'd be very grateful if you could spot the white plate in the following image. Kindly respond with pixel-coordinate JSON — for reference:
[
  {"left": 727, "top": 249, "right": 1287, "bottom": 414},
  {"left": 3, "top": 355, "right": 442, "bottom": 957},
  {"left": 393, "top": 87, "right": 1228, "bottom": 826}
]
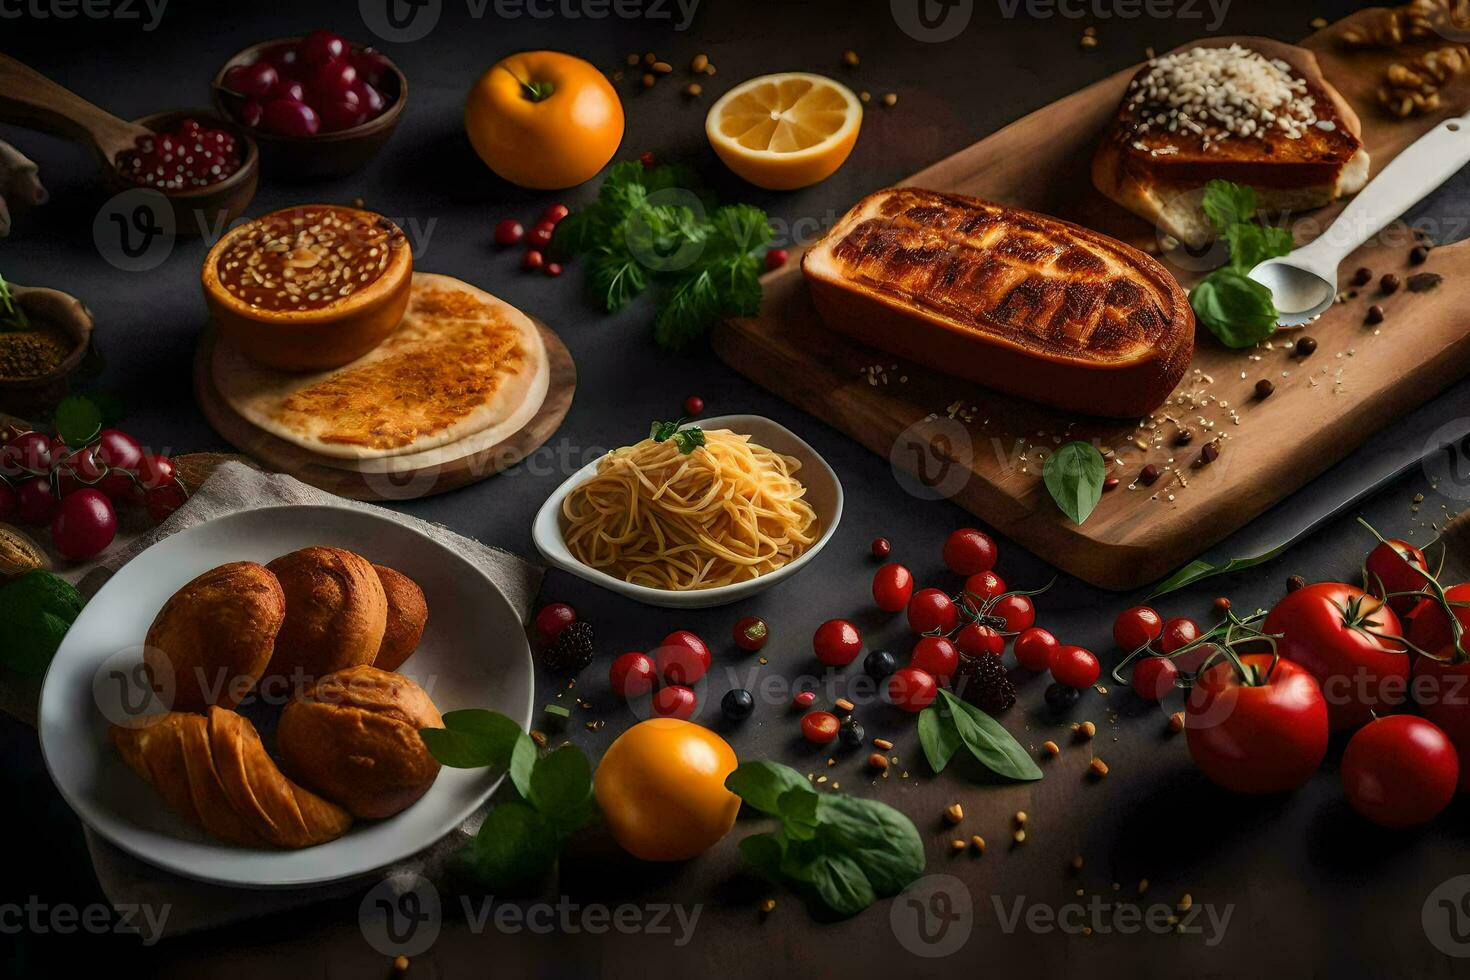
[
  {"left": 37, "top": 504, "right": 534, "bottom": 889},
  {"left": 533, "top": 414, "right": 843, "bottom": 609}
]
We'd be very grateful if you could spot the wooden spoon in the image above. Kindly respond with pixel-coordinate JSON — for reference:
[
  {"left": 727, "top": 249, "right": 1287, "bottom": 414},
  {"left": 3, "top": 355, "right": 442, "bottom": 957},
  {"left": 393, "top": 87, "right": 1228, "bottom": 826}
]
[{"left": 0, "top": 54, "right": 258, "bottom": 236}]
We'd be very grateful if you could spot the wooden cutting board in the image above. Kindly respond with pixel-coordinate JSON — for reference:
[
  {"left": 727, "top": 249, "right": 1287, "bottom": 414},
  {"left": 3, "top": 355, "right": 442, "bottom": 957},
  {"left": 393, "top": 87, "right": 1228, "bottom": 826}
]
[
  {"left": 194, "top": 319, "right": 576, "bottom": 501},
  {"left": 713, "top": 14, "right": 1470, "bottom": 591}
]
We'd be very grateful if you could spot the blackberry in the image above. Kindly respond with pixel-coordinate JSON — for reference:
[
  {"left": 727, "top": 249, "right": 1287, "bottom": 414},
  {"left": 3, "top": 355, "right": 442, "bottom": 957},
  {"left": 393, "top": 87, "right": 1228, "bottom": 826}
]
[
  {"left": 954, "top": 653, "right": 1016, "bottom": 715},
  {"left": 541, "top": 620, "right": 594, "bottom": 674}
]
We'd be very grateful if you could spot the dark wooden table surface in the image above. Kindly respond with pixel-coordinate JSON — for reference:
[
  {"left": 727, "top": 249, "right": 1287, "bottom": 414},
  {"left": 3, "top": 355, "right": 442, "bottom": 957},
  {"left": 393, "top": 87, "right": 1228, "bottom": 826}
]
[{"left": 5, "top": 1, "right": 1470, "bottom": 977}]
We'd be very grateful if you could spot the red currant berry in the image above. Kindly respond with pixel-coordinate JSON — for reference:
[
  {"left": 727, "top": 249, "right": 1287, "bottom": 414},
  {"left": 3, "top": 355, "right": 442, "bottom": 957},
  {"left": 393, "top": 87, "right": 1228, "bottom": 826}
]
[
  {"left": 534, "top": 602, "right": 577, "bottom": 641},
  {"left": 523, "top": 249, "right": 545, "bottom": 271},
  {"left": 870, "top": 537, "right": 891, "bottom": 558},
  {"left": 542, "top": 203, "right": 570, "bottom": 224},
  {"left": 495, "top": 219, "right": 524, "bottom": 246},
  {"left": 792, "top": 690, "right": 817, "bottom": 709},
  {"left": 765, "top": 248, "right": 788, "bottom": 270}
]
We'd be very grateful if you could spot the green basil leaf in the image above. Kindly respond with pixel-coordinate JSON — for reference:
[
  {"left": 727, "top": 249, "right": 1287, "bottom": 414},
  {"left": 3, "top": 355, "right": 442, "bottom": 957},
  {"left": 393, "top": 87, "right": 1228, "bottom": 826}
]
[
  {"left": 726, "top": 760, "right": 816, "bottom": 817},
  {"left": 804, "top": 853, "right": 879, "bottom": 918},
  {"left": 1191, "top": 268, "right": 1279, "bottom": 348},
  {"left": 814, "top": 794, "right": 926, "bottom": 897},
  {"left": 1225, "top": 222, "right": 1293, "bottom": 271},
  {"left": 471, "top": 800, "right": 560, "bottom": 889},
  {"left": 1043, "top": 441, "right": 1106, "bottom": 525},
  {"left": 418, "top": 728, "right": 502, "bottom": 769},
  {"left": 1201, "top": 179, "right": 1256, "bottom": 234},
  {"left": 432, "top": 709, "right": 523, "bottom": 768},
  {"left": 738, "top": 832, "right": 787, "bottom": 881},
  {"left": 917, "top": 704, "right": 960, "bottom": 773},
  {"left": 938, "top": 690, "right": 1043, "bottom": 781},
  {"left": 1146, "top": 545, "right": 1286, "bottom": 599},
  {"left": 777, "top": 785, "right": 820, "bottom": 833},
  {"left": 508, "top": 732, "right": 538, "bottom": 800},
  {"left": 53, "top": 395, "right": 101, "bottom": 448},
  {"left": 528, "top": 744, "right": 595, "bottom": 835}
]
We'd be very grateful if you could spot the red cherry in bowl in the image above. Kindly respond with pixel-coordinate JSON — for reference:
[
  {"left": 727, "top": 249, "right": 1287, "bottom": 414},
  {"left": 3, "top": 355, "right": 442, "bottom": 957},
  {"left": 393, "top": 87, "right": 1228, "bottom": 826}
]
[
  {"left": 309, "top": 59, "right": 357, "bottom": 98},
  {"left": 349, "top": 49, "right": 392, "bottom": 86},
  {"left": 299, "top": 29, "right": 347, "bottom": 66},
  {"left": 238, "top": 100, "right": 264, "bottom": 127},
  {"left": 261, "top": 99, "right": 321, "bottom": 137},
  {"left": 352, "top": 80, "right": 386, "bottom": 118},
  {"left": 227, "top": 61, "right": 279, "bottom": 99},
  {"left": 270, "top": 78, "right": 307, "bottom": 103},
  {"left": 317, "top": 91, "right": 366, "bottom": 132}
]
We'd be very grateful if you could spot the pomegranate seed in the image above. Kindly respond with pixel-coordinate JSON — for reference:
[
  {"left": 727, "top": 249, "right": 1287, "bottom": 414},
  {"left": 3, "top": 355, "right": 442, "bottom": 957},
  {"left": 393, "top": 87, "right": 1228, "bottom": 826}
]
[
  {"left": 523, "top": 249, "right": 545, "bottom": 270},
  {"left": 494, "top": 219, "right": 524, "bottom": 246},
  {"left": 765, "top": 248, "right": 789, "bottom": 270},
  {"left": 683, "top": 395, "right": 704, "bottom": 416},
  {"left": 528, "top": 221, "right": 555, "bottom": 249},
  {"left": 792, "top": 690, "right": 816, "bottom": 709},
  {"left": 544, "top": 262, "right": 563, "bottom": 277},
  {"left": 639, "top": 150, "right": 657, "bottom": 169},
  {"left": 542, "top": 203, "right": 570, "bottom": 224}
]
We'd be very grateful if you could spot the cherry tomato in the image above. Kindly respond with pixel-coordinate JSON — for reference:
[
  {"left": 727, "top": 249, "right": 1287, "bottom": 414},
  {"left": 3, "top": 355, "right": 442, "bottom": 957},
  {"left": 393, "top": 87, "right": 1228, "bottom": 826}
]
[
  {"left": 732, "top": 617, "right": 768, "bottom": 652},
  {"left": 652, "top": 684, "right": 697, "bottom": 719},
  {"left": 955, "top": 622, "right": 1003, "bottom": 659},
  {"left": 1364, "top": 538, "right": 1430, "bottom": 616},
  {"left": 887, "top": 666, "right": 938, "bottom": 712},
  {"left": 801, "top": 711, "right": 840, "bottom": 745},
  {"left": 50, "top": 488, "right": 116, "bottom": 561},
  {"left": 1341, "top": 715, "right": 1458, "bottom": 827},
  {"left": 942, "top": 527, "right": 997, "bottom": 576},
  {"left": 1158, "top": 617, "right": 1200, "bottom": 653},
  {"left": 765, "top": 248, "right": 788, "bottom": 270},
  {"left": 813, "top": 619, "right": 862, "bottom": 667},
  {"left": 1406, "top": 582, "right": 1470, "bottom": 658},
  {"left": 16, "top": 477, "right": 56, "bottom": 526},
  {"left": 494, "top": 219, "right": 524, "bottom": 246},
  {"left": 658, "top": 630, "right": 711, "bottom": 684},
  {"left": 1413, "top": 652, "right": 1470, "bottom": 793},
  {"left": 990, "top": 594, "right": 1035, "bottom": 634},
  {"left": 870, "top": 537, "right": 891, "bottom": 558},
  {"left": 534, "top": 602, "right": 577, "bottom": 641},
  {"left": 962, "top": 570, "right": 1006, "bottom": 604},
  {"left": 906, "top": 588, "right": 957, "bottom": 635},
  {"left": 1131, "top": 656, "right": 1178, "bottom": 700},
  {"left": 872, "top": 563, "right": 914, "bottom": 613},
  {"left": 1185, "top": 653, "right": 1328, "bottom": 793},
  {"left": 135, "top": 454, "right": 176, "bottom": 491},
  {"left": 683, "top": 395, "right": 704, "bottom": 416},
  {"left": 910, "top": 636, "right": 959, "bottom": 681},
  {"left": 1113, "top": 606, "right": 1163, "bottom": 651},
  {"left": 1013, "top": 627, "right": 1058, "bottom": 672},
  {"left": 609, "top": 652, "right": 656, "bottom": 699},
  {"left": 1050, "top": 645, "right": 1100, "bottom": 689},
  {"left": 145, "top": 483, "right": 187, "bottom": 523},
  {"left": 1263, "top": 583, "right": 1409, "bottom": 731}
]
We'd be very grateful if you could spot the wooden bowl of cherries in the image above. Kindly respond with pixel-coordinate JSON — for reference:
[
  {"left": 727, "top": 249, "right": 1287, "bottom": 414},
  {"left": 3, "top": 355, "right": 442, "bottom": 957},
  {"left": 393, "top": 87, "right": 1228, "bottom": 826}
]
[{"left": 211, "top": 30, "right": 407, "bottom": 180}]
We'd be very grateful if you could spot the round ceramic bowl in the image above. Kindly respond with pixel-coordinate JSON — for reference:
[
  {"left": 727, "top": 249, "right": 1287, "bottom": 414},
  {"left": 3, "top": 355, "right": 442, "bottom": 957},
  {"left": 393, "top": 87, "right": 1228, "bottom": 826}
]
[
  {"left": 533, "top": 415, "right": 844, "bottom": 609},
  {"left": 108, "top": 108, "right": 260, "bottom": 237},
  {"left": 211, "top": 37, "right": 407, "bottom": 180}
]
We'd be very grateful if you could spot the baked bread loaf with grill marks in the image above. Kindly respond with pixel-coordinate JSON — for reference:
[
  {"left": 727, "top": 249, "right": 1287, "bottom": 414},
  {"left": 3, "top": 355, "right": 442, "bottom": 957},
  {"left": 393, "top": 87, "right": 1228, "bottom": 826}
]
[{"left": 803, "top": 187, "right": 1193, "bottom": 418}]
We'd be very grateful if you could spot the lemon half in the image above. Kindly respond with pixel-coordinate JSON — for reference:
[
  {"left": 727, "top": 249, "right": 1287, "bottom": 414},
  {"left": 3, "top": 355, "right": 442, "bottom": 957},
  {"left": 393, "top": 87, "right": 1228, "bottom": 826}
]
[{"left": 705, "top": 72, "right": 863, "bottom": 190}]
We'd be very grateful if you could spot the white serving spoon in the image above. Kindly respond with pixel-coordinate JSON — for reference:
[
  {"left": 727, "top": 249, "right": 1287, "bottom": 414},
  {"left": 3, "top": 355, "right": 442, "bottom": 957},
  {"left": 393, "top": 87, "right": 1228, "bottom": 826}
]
[{"left": 1249, "top": 115, "right": 1470, "bottom": 326}]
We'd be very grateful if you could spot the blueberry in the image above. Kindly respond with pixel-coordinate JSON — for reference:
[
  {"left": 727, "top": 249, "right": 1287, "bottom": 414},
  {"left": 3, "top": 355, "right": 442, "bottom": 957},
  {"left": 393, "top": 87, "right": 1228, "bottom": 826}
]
[
  {"left": 863, "top": 649, "right": 897, "bottom": 680},
  {"left": 839, "top": 718, "right": 865, "bottom": 749},
  {"left": 721, "top": 688, "right": 755, "bottom": 721},
  {"left": 1044, "top": 683, "right": 1080, "bottom": 714}
]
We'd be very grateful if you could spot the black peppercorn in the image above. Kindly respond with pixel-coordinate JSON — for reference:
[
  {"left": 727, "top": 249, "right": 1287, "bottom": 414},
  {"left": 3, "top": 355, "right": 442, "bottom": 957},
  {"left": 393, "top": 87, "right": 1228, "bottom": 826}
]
[
  {"left": 1295, "top": 336, "right": 1317, "bottom": 356},
  {"left": 1255, "top": 379, "right": 1274, "bottom": 399},
  {"left": 1351, "top": 266, "right": 1372, "bottom": 286},
  {"left": 1287, "top": 574, "right": 1307, "bottom": 593},
  {"left": 1366, "top": 305, "right": 1385, "bottom": 325},
  {"left": 1380, "top": 273, "right": 1400, "bottom": 294},
  {"left": 1410, "top": 244, "right": 1431, "bottom": 265}
]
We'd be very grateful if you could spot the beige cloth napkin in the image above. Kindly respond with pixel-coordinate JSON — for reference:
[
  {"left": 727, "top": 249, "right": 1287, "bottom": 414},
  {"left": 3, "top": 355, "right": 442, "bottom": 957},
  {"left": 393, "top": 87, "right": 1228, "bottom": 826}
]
[{"left": 6, "top": 460, "right": 542, "bottom": 936}]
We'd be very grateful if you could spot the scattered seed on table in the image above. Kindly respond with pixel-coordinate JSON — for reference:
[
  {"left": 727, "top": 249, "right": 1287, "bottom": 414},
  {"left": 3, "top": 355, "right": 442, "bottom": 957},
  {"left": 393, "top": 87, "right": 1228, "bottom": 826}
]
[
  {"left": 1077, "top": 721, "right": 1096, "bottom": 740},
  {"left": 1351, "top": 266, "right": 1372, "bottom": 286},
  {"left": 393, "top": 955, "right": 410, "bottom": 974},
  {"left": 835, "top": 698, "right": 855, "bottom": 713},
  {"left": 1296, "top": 336, "right": 1317, "bottom": 356},
  {"left": 1178, "top": 894, "right": 1193, "bottom": 911},
  {"left": 873, "top": 737, "right": 894, "bottom": 750},
  {"left": 842, "top": 49, "right": 860, "bottom": 66},
  {"left": 1366, "top": 305, "right": 1385, "bottom": 325},
  {"left": 1090, "top": 757, "right": 1109, "bottom": 777},
  {"left": 1167, "top": 711, "right": 1185, "bottom": 733},
  {"left": 1287, "top": 574, "right": 1307, "bottom": 592},
  {"left": 1198, "top": 440, "right": 1221, "bottom": 465},
  {"left": 1380, "top": 273, "right": 1400, "bottom": 294},
  {"left": 971, "top": 835, "right": 986, "bottom": 852},
  {"left": 1255, "top": 379, "right": 1275, "bottom": 399},
  {"left": 882, "top": 93, "right": 898, "bottom": 107},
  {"left": 868, "top": 752, "right": 889, "bottom": 771},
  {"left": 760, "top": 898, "right": 777, "bottom": 914},
  {"left": 1103, "top": 476, "right": 1120, "bottom": 492},
  {"left": 684, "top": 83, "right": 702, "bottom": 97},
  {"left": 1013, "top": 828, "right": 1026, "bottom": 843},
  {"left": 951, "top": 839, "right": 968, "bottom": 852},
  {"left": 1043, "top": 739, "right": 1060, "bottom": 756},
  {"left": 1014, "top": 811, "right": 1028, "bottom": 826},
  {"left": 626, "top": 53, "right": 640, "bottom": 66},
  {"left": 642, "top": 73, "right": 655, "bottom": 88},
  {"left": 945, "top": 803, "right": 964, "bottom": 824},
  {"left": 1138, "top": 463, "right": 1160, "bottom": 486},
  {"left": 859, "top": 90, "right": 871, "bottom": 103},
  {"left": 1410, "top": 244, "right": 1431, "bottom": 264},
  {"left": 1139, "top": 878, "right": 1150, "bottom": 893},
  {"left": 1080, "top": 34, "right": 1098, "bottom": 49},
  {"left": 1072, "top": 855, "right": 1085, "bottom": 870},
  {"left": 690, "top": 53, "right": 709, "bottom": 73}
]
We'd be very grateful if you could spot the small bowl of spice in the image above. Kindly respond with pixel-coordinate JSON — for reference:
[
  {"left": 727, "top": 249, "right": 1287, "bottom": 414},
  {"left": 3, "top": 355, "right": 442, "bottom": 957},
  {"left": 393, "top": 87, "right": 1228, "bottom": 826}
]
[{"left": 0, "top": 276, "right": 93, "bottom": 416}]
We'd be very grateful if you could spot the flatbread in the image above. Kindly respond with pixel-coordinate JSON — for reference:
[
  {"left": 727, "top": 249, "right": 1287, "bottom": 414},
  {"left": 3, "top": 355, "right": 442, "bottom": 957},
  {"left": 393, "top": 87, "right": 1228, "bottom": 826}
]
[{"left": 214, "top": 273, "right": 550, "bottom": 461}]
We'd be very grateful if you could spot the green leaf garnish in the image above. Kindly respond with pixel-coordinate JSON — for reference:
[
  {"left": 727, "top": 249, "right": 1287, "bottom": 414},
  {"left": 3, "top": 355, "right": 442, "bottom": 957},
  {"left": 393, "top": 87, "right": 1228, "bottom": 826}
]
[
  {"left": 0, "top": 273, "right": 29, "bottom": 332},
  {"left": 1043, "top": 441, "right": 1106, "bottom": 525},
  {"left": 1190, "top": 268, "right": 1280, "bottom": 348},
  {"left": 1145, "top": 545, "right": 1287, "bottom": 600},
  {"left": 649, "top": 418, "right": 706, "bottom": 454},
  {"left": 917, "top": 689, "right": 1043, "bottom": 781},
  {"left": 1201, "top": 179, "right": 1257, "bottom": 234},
  {"left": 53, "top": 395, "right": 102, "bottom": 448}
]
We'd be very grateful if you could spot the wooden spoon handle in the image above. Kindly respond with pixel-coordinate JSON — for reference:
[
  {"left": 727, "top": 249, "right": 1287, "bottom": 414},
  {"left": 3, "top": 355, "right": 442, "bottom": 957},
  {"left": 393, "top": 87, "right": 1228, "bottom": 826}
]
[{"left": 0, "top": 54, "right": 147, "bottom": 162}]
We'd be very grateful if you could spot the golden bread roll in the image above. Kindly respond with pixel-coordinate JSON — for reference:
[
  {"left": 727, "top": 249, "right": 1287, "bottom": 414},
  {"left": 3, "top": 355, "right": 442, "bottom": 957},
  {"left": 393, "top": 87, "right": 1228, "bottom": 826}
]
[
  {"left": 264, "top": 547, "right": 387, "bottom": 685},
  {"left": 109, "top": 708, "right": 352, "bottom": 849},
  {"left": 372, "top": 564, "right": 428, "bottom": 671},
  {"left": 276, "top": 665, "right": 443, "bottom": 819},
  {"left": 143, "top": 562, "right": 285, "bottom": 712}
]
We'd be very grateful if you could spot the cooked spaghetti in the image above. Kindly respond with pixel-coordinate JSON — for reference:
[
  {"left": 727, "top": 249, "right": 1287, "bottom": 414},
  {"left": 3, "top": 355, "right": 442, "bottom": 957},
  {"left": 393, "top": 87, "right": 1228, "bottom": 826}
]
[{"left": 561, "top": 429, "right": 821, "bottom": 591}]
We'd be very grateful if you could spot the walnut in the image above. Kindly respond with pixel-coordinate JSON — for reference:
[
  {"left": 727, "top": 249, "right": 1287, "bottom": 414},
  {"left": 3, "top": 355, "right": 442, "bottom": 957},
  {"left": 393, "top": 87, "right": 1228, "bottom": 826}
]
[
  {"left": 1342, "top": 0, "right": 1470, "bottom": 48},
  {"left": 1378, "top": 43, "right": 1470, "bottom": 117}
]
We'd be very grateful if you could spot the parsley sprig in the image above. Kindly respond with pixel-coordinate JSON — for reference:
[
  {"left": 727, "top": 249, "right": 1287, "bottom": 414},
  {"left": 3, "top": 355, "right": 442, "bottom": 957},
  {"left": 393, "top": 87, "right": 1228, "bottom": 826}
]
[
  {"left": 553, "top": 161, "right": 773, "bottom": 349},
  {"left": 649, "top": 417, "right": 706, "bottom": 454},
  {"left": 0, "top": 273, "right": 30, "bottom": 332},
  {"left": 1188, "top": 180, "right": 1294, "bottom": 348}
]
